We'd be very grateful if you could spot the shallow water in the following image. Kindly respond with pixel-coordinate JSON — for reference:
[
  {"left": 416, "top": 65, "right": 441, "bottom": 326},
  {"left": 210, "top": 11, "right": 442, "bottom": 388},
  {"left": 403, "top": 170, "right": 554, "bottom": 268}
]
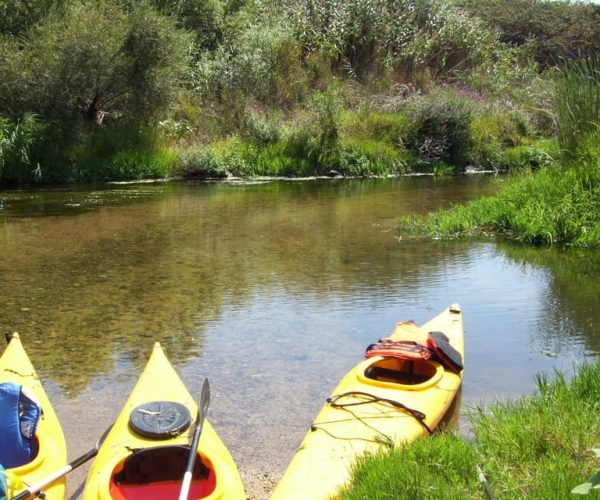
[{"left": 1, "top": 176, "right": 599, "bottom": 497}]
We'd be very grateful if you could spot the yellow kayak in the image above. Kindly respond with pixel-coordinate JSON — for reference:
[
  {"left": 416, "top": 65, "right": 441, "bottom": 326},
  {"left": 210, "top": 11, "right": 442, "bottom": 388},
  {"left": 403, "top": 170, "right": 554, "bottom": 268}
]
[
  {"left": 0, "top": 333, "right": 67, "bottom": 500},
  {"left": 271, "top": 304, "right": 464, "bottom": 500},
  {"left": 82, "top": 342, "right": 245, "bottom": 500}
]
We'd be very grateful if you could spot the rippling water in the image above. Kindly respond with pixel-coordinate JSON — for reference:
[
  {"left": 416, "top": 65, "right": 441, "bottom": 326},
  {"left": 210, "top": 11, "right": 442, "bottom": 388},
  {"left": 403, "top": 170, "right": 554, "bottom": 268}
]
[{"left": 1, "top": 176, "right": 599, "bottom": 497}]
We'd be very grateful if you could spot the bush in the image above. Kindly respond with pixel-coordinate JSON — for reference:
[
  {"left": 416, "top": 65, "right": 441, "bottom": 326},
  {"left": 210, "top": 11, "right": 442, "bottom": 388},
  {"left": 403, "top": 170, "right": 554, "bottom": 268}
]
[
  {"left": 191, "top": 23, "right": 301, "bottom": 105},
  {"left": 469, "top": 111, "right": 532, "bottom": 169},
  {"left": 0, "top": 1, "right": 191, "bottom": 126},
  {"left": 405, "top": 91, "right": 474, "bottom": 167},
  {"left": 338, "top": 139, "right": 409, "bottom": 176},
  {"left": 176, "top": 137, "right": 256, "bottom": 178},
  {"left": 242, "top": 109, "right": 281, "bottom": 146}
]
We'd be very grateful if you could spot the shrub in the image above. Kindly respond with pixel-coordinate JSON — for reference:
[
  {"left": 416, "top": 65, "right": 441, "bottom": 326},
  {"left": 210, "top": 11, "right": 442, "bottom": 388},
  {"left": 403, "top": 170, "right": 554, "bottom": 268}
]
[
  {"left": 469, "top": 111, "right": 532, "bottom": 169},
  {"left": 405, "top": 91, "right": 474, "bottom": 167},
  {"left": 0, "top": 1, "right": 191, "bottom": 125},
  {"left": 288, "top": 0, "right": 499, "bottom": 81},
  {"left": 338, "top": 139, "right": 409, "bottom": 176},
  {"left": 191, "top": 23, "right": 301, "bottom": 105},
  {"left": 176, "top": 137, "right": 257, "bottom": 178},
  {"left": 242, "top": 109, "right": 281, "bottom": 146}
]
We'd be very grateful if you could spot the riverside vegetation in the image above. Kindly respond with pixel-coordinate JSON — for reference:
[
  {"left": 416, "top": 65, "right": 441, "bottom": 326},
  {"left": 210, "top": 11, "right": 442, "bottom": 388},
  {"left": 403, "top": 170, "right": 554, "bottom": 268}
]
[{"left": 1, "top": 0, "right": 599, "bottom": 187}]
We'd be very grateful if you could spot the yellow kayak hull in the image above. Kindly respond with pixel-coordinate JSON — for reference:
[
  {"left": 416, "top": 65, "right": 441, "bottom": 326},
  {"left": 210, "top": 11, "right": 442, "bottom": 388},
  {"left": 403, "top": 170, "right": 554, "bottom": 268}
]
[
  {"left": 82, "top": 342, "right": 245, "bottom": 500},
  {"left": 0, "top": 333, "right": 67, "bottom": 500},
  {"left": 271, "top": 304, "right": 465, "bottom": 500}
]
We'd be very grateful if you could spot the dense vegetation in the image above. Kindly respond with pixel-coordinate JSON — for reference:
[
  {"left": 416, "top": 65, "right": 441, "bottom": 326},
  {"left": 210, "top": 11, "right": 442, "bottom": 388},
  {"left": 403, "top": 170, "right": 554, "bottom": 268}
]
[
  {"left": 1, "top": 0, "right": 598, "bottom": 185},
  {"left": 401, "top": 55, "right": 600, "bottom": 247},
  {"left": 340, "top": 360, "right": 600, "bottom": 498}
]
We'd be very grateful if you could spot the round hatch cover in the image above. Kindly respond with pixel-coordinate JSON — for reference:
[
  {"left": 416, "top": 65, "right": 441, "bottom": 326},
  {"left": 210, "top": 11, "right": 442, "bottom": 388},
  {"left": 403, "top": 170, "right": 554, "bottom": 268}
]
[{"left": 129, "top": 401, "right": 191, "bottom": 439}]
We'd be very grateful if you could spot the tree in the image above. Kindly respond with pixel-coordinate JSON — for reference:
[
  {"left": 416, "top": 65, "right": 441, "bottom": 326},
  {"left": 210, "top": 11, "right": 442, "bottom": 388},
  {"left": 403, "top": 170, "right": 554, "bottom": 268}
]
[{"left": 0, "top": 1, "right": 192, "bottom": 125}]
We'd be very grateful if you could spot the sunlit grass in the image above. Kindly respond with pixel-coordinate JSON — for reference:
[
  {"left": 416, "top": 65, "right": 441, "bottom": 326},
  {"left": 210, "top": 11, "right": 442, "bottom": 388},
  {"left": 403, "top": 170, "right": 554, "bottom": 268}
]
[{"left": 401, "top": 160, "right": 600, "bottom": 247}]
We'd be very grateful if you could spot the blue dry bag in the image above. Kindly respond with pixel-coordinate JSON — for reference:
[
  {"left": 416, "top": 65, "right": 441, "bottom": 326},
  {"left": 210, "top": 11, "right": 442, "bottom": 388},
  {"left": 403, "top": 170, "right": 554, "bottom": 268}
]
[{"left": 0, "top": 382, "right": 41, "bottom": 468}]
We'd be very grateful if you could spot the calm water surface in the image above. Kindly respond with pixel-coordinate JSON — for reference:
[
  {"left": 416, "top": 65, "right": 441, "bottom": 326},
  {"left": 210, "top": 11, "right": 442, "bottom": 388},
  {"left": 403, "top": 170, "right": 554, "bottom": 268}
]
[{"left": 1, "top": 176, "right": 599, "bottom": 497}]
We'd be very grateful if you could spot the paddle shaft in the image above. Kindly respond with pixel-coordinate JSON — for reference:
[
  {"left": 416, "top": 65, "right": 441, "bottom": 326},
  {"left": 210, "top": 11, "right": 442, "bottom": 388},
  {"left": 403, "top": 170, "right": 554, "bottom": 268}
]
[
  {"left": 12, "top": 447, "right": 99, "bottom": 500},
  {"left": 178, "top": 378, "right": 210, "bottom": 500}
]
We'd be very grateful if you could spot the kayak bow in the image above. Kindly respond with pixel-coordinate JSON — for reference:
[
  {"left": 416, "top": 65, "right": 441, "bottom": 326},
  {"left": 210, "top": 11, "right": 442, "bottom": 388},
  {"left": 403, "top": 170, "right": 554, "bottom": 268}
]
[
  {"left": 82, "top": 342, "right": 245, "bottom": 500},
  {"left": 0, "top": 333, "right": 67, "bottom": 500}
]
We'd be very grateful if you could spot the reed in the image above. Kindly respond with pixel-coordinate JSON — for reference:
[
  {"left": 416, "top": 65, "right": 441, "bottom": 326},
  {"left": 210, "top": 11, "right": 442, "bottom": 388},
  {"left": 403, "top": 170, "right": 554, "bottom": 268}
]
[{"left": 554, "top": 56, "right": 600, "bottom": 159}]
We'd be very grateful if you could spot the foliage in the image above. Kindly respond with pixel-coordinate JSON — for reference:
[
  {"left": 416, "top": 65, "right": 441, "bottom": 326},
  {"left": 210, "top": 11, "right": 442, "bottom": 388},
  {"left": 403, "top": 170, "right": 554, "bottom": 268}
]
[
  {"left": 468, "top": 111, "right": 532, "bottom": 170},
  {"left": 553, "top": 56, "right": 600, "bottom": 160},
  {"left": 0, "top": 1, "right": 191, "bottom": 125},
  {"left": 190, "top": 18, "right": 313, "bottom": 107},
  {"left": 456, "top": 0, "right": 600, "bottom": 68},
  {"left": 148, "top": 0, "right": 225, "bottom": 51},
  {"left": 287, "top": 0, "right": 499, "bottom": 81},
  {"left": 176, "top": 137, "right": 255, "bottom": 178},
  {"left": 405, "top": 90, "right": 474, "bottom": 168},
  {"left": 64, "top": 120, "right": 179, "bottom": 182},
  {"left": 0, "top": 114, "right": 43, "bottom": 184},
  {"left": 242, "top": 109, "right": 281, "bottom": 146},
  {"left": 0, "top": 0, "right": 595, "bottom": 184},
  {"left": 0, "top": 0, "right": 62, "bottom": 36},
  {"left": 340, "top": 110, "right": 410, "bottom": 146}
]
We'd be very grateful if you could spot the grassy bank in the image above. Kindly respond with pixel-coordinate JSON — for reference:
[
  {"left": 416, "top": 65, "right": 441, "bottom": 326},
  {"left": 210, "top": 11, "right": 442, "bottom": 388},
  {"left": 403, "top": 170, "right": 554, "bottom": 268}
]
[
  {"left": 339, "top": 360, "right": 600, "bottom": 499},
  {"left": 400, "top": 159, "right": 600, "bottom": 247}
]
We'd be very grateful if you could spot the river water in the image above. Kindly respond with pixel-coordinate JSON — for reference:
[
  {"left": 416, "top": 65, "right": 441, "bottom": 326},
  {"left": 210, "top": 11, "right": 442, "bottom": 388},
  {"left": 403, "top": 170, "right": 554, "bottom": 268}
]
[{"left": 1, "top": 176, "right": 599, "bottom": 497}]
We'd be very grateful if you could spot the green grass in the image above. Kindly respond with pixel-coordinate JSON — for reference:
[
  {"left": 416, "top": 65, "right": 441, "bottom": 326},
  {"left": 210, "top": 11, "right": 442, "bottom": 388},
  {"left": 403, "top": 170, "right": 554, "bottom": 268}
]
[
  {"left": 340, "top": 361, "right": 600, "bottom": 499},
  {"left": 401, "top": 158, "right": 600, "bottom": 247},
  {"left": 339, "top": 433, "right": 482, "bottom": 499}
]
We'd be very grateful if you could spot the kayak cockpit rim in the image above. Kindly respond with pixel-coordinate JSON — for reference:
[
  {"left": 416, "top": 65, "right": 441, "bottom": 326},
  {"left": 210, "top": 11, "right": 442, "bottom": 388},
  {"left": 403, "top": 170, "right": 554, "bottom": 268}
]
[
  {"left": 109, "top": 446, "right": 219, "bottom": 500},
  {"left": 358, "top": 357, "right": 444, "bottom": 390}
]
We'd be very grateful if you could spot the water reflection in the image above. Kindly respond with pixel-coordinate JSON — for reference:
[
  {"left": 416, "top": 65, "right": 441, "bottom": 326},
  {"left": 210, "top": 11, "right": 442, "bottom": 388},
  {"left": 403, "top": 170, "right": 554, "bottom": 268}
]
[
  {"left": 1, "top": 176, "right": 600, "bottom": 497},
  {"left": 0, "top": 177, "right": 497, "bottom": 394}
]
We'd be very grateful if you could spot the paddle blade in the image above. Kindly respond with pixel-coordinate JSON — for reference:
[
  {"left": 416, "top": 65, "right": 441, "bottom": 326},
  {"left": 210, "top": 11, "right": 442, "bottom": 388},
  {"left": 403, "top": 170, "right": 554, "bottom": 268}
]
[{"left": 199, "top": 379, "right": 210, "bottom": 426}]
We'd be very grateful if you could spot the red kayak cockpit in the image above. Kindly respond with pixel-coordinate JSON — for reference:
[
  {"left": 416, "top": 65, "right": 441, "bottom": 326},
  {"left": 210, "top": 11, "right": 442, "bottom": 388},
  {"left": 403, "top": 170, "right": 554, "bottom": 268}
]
[{"left": 109, "top": 445, "right": 217, "bottom": 500}]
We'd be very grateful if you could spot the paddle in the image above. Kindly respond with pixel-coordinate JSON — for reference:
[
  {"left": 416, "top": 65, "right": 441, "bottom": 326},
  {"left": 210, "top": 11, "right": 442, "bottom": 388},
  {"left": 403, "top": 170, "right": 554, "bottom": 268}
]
[
  {"left": 12, "top": 426, "right": 112, "bottom": 500},
  {"left": 178, "top": 378, "right": 210, "bottom": 500}
]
